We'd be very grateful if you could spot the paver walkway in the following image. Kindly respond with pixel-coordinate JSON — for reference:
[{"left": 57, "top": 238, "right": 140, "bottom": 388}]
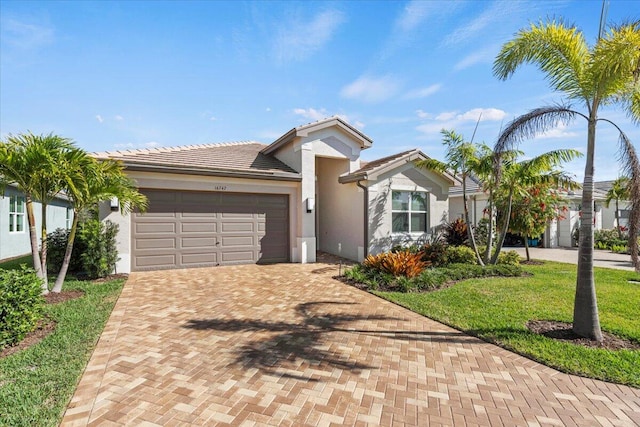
[
  {"left": 62, "top": 261, "right": 640, "bottom": 426},
  {"left": 512, "top": 247, "right": 637, "bottom": 271}
]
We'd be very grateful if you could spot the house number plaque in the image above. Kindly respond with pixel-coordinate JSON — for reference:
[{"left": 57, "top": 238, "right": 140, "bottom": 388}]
[{"left": 213, "top": 185, "right": 228, "bottom": 191}]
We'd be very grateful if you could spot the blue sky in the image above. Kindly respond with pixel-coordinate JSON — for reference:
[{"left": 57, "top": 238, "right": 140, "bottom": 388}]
[{"left": 1, "top": 0, "right": 638, "bottom": 181}]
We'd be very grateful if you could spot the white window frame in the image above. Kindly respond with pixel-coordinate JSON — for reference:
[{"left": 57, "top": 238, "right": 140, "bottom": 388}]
[
  {"left": 9, "top": 195, "right": 26, "bottom": 233},
  {"left": 391, "top": 191, "right": 429, "bottom": 234},
  {"left": 66, "top": 207, "right": 73, "bottom": 230}
]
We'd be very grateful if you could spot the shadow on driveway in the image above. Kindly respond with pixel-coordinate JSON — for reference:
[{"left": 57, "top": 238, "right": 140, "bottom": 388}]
[{"left": 183, "top": 300, "right": 474, "bottom": 381}]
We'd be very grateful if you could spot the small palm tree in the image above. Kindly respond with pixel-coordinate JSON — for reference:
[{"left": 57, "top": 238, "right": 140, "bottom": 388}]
[
  {"left": 51, "top": 156, "right": 148, "bottom": 292},
  {"left": 0, "top": 133, "right": 79, "bottom": 293},
  {"left": 604, "top": 176, "right": 630, "bottom": 238},
  {"left": 493, "top": 18, "right": 640, "bottom": 341},
  {"left": 491, "top": 149, "right": 582, "bottom": 263},
  {"left": 418, "top": 129, "right": 487, "bottom": 265}
]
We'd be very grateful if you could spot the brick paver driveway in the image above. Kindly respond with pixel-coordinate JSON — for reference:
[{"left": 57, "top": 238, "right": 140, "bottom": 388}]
[{"left": 62, "top": 260, "right": 640, "bottom": 426}]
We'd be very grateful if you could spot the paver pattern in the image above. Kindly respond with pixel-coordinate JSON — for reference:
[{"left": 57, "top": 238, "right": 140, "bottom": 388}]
[{"left": 62, "top": 259, "right": 640, "bottom": 426}]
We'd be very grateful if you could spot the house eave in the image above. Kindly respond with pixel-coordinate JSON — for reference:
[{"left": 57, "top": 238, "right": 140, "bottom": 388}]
[{"left": 123, "top": 162, "right": 302, "bottom": 182}]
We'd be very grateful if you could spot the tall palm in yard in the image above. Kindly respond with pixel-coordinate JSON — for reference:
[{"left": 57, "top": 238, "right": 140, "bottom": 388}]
[
  {"left": 51, "top": 156, "right": 147, "bottom": 292},
  {"left": 493, "top": 19, "right": 640, "bottom": 341},
  {"left": 0, "top": 133, "right": 80, "bottom": 293},
  {"left": 604, "top": 176, "right": 630, "bottom": 238}
]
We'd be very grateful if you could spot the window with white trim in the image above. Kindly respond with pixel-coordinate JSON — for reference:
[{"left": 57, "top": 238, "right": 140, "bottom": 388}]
[
  {"left": 391, "top": 191, "right": 428, "bottom": 233},
  {"left": 66, "top": 207, "right": 73, "bottom": 230},
  {"left": 9, "top": 195, "right": 26, "bottom": 233}
]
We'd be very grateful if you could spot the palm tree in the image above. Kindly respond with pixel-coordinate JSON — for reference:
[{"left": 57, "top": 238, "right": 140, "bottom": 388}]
[
  {"left": 0, "top": 133, "right": 78, "bottom": 293},
  {"left": 51, "top": 156, "right": 148, "bottom": 292},
  {"left": 491, "top": 149, "right": 582, "bottom": 263},
  {"left": 493, "top": 18, "right": 640, "bottom": 341},
  {"left": 604, "top": 176, "right": 630, "bottom": 238},
  {"left": 418, "top": 129, "right": 487, "bottom": 265}
]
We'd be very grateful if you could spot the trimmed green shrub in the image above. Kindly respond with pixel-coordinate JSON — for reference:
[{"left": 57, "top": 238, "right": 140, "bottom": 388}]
[
  {"left": 79, "top": 220, "right": 119, "bottom": 279},
  {"left": 0, "top": 266, "right": 45, "bottom": 349},
  {"left": 46, "top": 228, "right": 86, "bottom": 274},
  {"left": 496, "top": 250, "right": 521, "bottom": 266},
  {"left": 443, "top": 245, "right": 477, "bottom": 265}
]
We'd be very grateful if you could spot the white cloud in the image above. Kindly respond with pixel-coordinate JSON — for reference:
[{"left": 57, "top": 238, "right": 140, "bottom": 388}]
[
  {"left": 454, "top": 45, "right": 498, "bottom": 71},
  {"left": 293, "top": 107, "right": 329, "bottom": 121},
  {"left": 114, "top": 115, "right": 124, "bottom": 121},
  {"left": 442, "top": 1, "right": 510, "bottom": 47},
  {"left": 274, "top": 10, "right": 346, "bottom": 62},
  {"left": 145, "top": 141, "right": 160, "bottom": 148},
  {"left": 416, "top": 107, "right": 507, "bottom": 136},
  {"left": 340, "top": 75, "right": 400, "bottom": 103},
  {"left": 458, "top": 108, "right": 506, "bottom": 121},
  {"left": 395, "top": 0, "right": 433, "bottom": 32},
  {"left": 353, "top": 120, "right": 365, "bottom": 129},
  {"left": 209, "top": 116, "right": 217, "bottom": 121},
  {"left": 536, "top": 123, "right": 579, "bottom": 140},
  {"left": 95, "top": 115, "right": 104, "bottom": 123},
  {"left": 416, "top": 109, "right": 431, "bottom": 119},
  {"left": 265, "top": 107, "right": 271, "bottom": 112},
  {"left": 1, "top": 18, "right": 54, "bottom": 49},
  {"left": 404, "top": 84, "right": 442, "bottom": 99},
  {"left": 114, "top": 141, "right": 162, "bottom": 150}
]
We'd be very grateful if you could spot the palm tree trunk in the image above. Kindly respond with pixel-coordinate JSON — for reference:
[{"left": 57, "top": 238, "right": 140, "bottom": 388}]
[
  {"left": 573, "top": 118, "right": 602, "bottom": 341},
  {"left": 491, "top": 190, "right": 514, "bottom": 264},
  {"left": 615, "top": 199, "right": 621, "bottom": 239},
  {"left": 52, "top": 213, "right": 78, "bottom": 292},
  {"left": 484, "top": 189, "right": 494, "bottom": 263},
  {"left": 25, "top": 196, "right": 48, "bottom": 294},
  {"left": 40, "top": 202, "right": 49, "bottom": 285},
  {"left": 462, "top": 176, "right": 484, "bottom": 266}
]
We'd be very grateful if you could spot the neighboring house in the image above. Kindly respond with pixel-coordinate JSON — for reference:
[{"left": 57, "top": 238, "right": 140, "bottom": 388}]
[
  {"left": 595, "top": 180, "right": 632, "bottom": 230},
  {"left": 448, "top": 178, "right": 608, "bottom": 248},
  {"left": 0, "top": 185, "right": 73, "bottom": 261},
  {"left": 96, "top": 116, "right": 455, "bottom": 273}
]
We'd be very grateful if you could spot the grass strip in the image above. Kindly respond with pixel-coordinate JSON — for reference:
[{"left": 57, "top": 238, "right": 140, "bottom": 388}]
[{"left": 377, "top": 261, "right": 640, "bottom": 387}]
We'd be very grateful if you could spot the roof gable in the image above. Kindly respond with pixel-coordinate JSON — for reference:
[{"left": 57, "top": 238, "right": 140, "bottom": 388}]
[
  {"left": 339, "top": 149, "right": 456, "bottom": 185},
  {"left": 261, "top": 116, "right": 372, "bottom": 156}
]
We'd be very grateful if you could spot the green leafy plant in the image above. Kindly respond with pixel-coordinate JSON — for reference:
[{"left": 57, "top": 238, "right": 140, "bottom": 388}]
[
  {"left": 79, "top": 219, "right": 119, "bottom": 279},
  {"left": 46, "top": 228, "right": 86, "bottom": 274},
  {"left": 443, "top": 245, "right": 477, "bottom": 265},
  {"left": 0, "top": 266, "right": 45, "bottom": 349}
]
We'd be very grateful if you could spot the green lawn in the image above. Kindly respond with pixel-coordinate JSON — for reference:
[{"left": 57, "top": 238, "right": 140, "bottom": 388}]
[
  {"left": 377, "top": 261, "right": 640, "bottom": 387},
  {"left": 0, "top": 255, "right": 33, "bottom": 271},
  {"left": 0, "top": 268, "right": 124, "bottom": 426}
]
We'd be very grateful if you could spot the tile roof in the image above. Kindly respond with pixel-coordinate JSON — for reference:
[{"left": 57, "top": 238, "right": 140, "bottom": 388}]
[
  {"left": 93, "top": 141, "right": 300, "bottom": 180},
  {"left": 352, "top": 149, "right": 417, "bottom": 174}
]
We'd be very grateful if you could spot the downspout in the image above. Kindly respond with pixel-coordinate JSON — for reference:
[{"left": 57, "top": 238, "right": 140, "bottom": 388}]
[{"left": 356, "top": 180, "right": 368, "bottom": 258}]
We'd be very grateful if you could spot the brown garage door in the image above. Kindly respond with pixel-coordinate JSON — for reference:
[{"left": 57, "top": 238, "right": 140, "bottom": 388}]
[{"left": 131, "top": 189, "right": 289, "bottom": 271}]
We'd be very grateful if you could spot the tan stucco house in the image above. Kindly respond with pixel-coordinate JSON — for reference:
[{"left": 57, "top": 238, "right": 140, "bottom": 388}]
[{"left": 96, "top": 117, "right": 455, "bottom": 272}]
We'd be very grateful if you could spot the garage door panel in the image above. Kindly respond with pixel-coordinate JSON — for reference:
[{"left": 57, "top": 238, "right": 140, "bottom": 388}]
[
  {"left": 222, "top": 222, "right": 255, "bottom": 232},
  {"left": 181, "top": 222, "right": 217, "bottom": 233},
  {"left": 181, "top": 237, "right": 217, "bottom": 248},
  {"left": 135, "top": 222, "right": 176, "bottom": 234},
  {"left": 135, "top": 238, "right": 176, "bottom": 250},
  {"left": 132, "top": 190, "right": 289, "bottom": 271},
  {"left": 135, "top": 254, "right": 177, "bottom": 268},
  {"left": 181, "top": 252, "right": 217, "bottom": 265}
]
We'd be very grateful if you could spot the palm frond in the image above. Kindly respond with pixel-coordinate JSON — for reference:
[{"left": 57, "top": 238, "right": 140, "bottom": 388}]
[
  {"left": 589, "top": 20, "right": 640, "bottom": 122},
  {"left": 617, "top": 131, "right": 640, "bottom": 271},
  {"left": 493, "top": 19, "right": 589, "bottom": 98},
  {"left": 416, "top": 158, "right": 448, "bottom": 174},
  {"left": 495, "top": 105, "right": 580, "bottom": 153}
]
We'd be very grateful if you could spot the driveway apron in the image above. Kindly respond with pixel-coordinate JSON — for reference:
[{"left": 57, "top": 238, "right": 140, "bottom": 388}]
[{"left": 62, "top": 262, "right": 640, "bottom": 426}]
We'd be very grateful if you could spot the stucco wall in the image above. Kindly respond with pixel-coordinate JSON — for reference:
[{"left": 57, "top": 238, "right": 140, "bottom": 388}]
[
  {"left": 367, "top": 167, "right": 450, "bottom": 255},
  {"left": 0, "top": 187, "right": 71, "bottom": 261},
  {"left": 601, "top": 200, "right": 631, "bottom": 230},
  {"left": 100, "top": 171, "right": 300, "bottom": 273},
  {"left": 448, "top": 194, "right": 489, "bottom": 226},
  {"left": 316, "top": 157, "right": 363, "bottom": 261}
]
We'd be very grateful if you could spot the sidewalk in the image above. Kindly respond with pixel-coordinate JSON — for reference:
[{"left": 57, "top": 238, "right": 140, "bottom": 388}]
[{"left": 511, "top": 247, "right": 637, "bottom": 271}]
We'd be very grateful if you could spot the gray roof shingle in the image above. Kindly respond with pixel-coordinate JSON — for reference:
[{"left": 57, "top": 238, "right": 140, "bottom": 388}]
[{"left": 94, "top": 142, "right": 300, "bottom": 180}]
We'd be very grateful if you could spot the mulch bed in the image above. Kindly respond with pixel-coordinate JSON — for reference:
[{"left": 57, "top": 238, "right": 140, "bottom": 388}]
[
  {"left": 526, "top": 320, "right": 640, "bottom": 351},
  {"left": 0, "top": 318, "right": 57, "bottom": 358},
  {"left": 45, "top": 290, "right": 84, "bottom": 304}
]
